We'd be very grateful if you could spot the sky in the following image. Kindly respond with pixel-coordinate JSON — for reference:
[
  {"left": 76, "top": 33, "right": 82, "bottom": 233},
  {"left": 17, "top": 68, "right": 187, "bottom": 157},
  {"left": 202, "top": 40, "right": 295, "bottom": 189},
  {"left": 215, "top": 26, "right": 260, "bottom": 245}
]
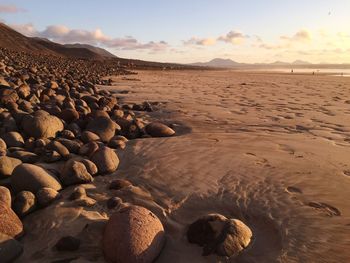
[{"left": 1, "top": 0, "right": 350, "bottom": 63}]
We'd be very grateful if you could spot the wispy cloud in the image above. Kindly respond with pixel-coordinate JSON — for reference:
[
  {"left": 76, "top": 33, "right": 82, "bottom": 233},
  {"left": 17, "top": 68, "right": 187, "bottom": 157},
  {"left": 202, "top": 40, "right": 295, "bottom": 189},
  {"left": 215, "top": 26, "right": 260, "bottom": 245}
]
[
  {"left": 280, "top": 29, "right": 312, "bottom": 42},
  {"left": 0, "top": 4, "right": 26, "bottom": 13},
  {"left": 9, "top": 23, "right": 169, "bottom": 52},
  {"left": 218, "top": 30, "right": 248, "bottom": 44},
  {"left": 183, "top": 37, "right": 216, "bottom": 46}
]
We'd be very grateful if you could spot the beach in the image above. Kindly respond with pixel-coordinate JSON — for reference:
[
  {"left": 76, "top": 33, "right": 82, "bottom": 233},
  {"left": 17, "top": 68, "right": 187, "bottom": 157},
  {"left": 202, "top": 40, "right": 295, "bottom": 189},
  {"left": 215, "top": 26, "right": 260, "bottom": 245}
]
[{"left": 15, "top": 70, "right": 350, "bottom": 262}]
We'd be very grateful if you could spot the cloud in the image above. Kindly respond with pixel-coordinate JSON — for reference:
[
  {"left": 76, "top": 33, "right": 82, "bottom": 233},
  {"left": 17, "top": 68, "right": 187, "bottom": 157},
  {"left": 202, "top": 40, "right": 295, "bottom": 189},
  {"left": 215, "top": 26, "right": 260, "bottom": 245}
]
[
  {"left": 0, "top": 4, "right": 26, "bottom": 13},
  {"left": 218, "top": 30, "right": 248, "bottom": 44},
  {"left": 183, "top": 37, "right": 216, "bottom": 46},
  {"left": 280, "top": 29, "right": 312, "bottom": 42},
  {"left": 8, "top": 23, "right": 169, "bottom": 52}
]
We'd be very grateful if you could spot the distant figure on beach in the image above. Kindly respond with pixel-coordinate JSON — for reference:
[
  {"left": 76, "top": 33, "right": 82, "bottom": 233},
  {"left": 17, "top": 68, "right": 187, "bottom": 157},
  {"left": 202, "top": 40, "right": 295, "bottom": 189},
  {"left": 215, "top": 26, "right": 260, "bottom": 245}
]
[
  {"left": 312, "top": 71, "right": 315, "bottom": 75},
  {"left": 291, "top": 69, "right": 294, "bottom": 73}
]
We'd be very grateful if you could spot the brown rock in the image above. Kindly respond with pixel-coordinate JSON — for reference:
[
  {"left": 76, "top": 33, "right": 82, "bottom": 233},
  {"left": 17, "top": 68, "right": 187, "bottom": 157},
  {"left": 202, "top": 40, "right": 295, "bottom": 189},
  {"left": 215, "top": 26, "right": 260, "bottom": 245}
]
[
  {"left": 145, "top": 122, "right": 175, "bottom": 137},
  {"left": 36, "top": 187, "right": 60, "bottom": 207},
  {"left": 21, "top": 111, "right": 64, "bottom": 139},
  {"left": 103, "top": 205, "right": 165, "bottom": 263},
  {"left": 1, "top": 132, "right": 24, "bottom": 148},
  {"left": 11, "top": 163, "right": 62, "bottom": 193},
  {"left": 0, "top": 202, "right": 23, "bottom": 238},
  {"left": 0, "top": 156, "right": 22, "bottom": 178},
  {"left": 0, "top": 232, "right": 23, "bottom": 263},
  {"left": 0, "top": 186, "right": 11, "bottom": 207},
  {"left": 60, "top": 159, "right": 93, "bottom": 186},
  {"left": 109, "top": 179, "right": 132, "bottom": 190},
  {"left": 86, "top": 116, "right": 120, "bottom": 142},
  {"left": 13, "top": 191, "right": 36, "bottom": 217},
  {"left": 90, "top": 146, "right": 119, "bottom": 174},
  {"left": 187, "top": 214, "right": 252, "bottom": 257}
]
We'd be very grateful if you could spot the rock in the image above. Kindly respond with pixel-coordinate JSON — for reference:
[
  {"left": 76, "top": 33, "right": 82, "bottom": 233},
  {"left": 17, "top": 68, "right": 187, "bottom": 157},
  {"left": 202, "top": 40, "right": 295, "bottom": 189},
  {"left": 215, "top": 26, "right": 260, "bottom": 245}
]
[
  {"left": 56, "top": 138, "right": 82, "bottom": 154},
  {"left": 55, "top": 236, "right": 81, "bottom": 251},
  {"left": 90, "top": 146, "right": 119, "bottom": 174},
  {"left": 108, "top": 139, "right": 126, "bottom": 149},
  {"left": 0, "top": 186, "right": 11, "bottom": 207},
  {"left": 21, "top": 111, "right": 64, "bottom": 139},
  {"left": 60, "top": 129, "right": 75, "bottom": 139},
  {"left": 107, "top": 196, "right": 123, "bottom": 209},
  {"left": 0, "top": 202, "right": 23, "bottom": 238},
  {"left": 36, "top": 187, "right": 60, "bottom": 207},
  {"left": 11, "top": 163, "right": 62, "bottom": 193},
  {"left": 60, "top": 159, "right": 93, "bottom": 186},
  {"left": 1, "top": 132, "right": 24, "bottom": 148},
  {"left": 47, "top": 140, "right": 70, "bottom": 159},
  {"left": 103, "top": 206, "right": 165, "bottom": 263},
  {"left": 0, "top": 138, "right": 6, "bottom": 155},
  {"left": 145, "top": 122, "right": 175, "bottom": 137},
  {"left": 75, "top": 196, "right": 96, "bottom": 207},
  {"left": 69, "top": 186, "right": 86, "bottom": 200},
  {"left": 0, "top": 233, "right": 23, "bottom": 263},
  {"left": 86, "top": 116, "right": 120, "bottom": 142},
  {"left": 59, "top": 108, "right": 79, "bottom": 123},
  {"left": 9, "top": 150, "right": 39, "bottom": 163},
  {"left": 109, "top": 179, "right": 132, "bottom": 190},
  {"left": 79, "top": 141, "right": 99, "bottom": 157},
  {"left": 80, "top": 158, "right": 98, "bottom": 176},
  {"left": 13, "top": 191, "right": 36, "bottom": 217},
  {"left": 81, "top": 130, "right": 100, "bottom": 143},
  {"left": 187, "top": 214, "right": 252, "bottom": 257},
  {"left": 0, "top": 156, "right": 22, "bottom": 178}
]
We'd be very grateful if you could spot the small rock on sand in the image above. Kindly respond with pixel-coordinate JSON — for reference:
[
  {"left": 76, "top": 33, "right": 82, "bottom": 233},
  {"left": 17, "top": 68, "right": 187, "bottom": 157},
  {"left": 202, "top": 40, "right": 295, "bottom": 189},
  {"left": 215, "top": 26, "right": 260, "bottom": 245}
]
[
  {"left": 13, "top": 190, "right": 36, "bottom": 217},
  {"left": 187, "top": 213, "right": 252, "bottom": 257},
  {"left": 145, "top": 122, "right": 175, "bottom": 137},
  {"left": 90, "top": 146, "right": 119, "bottom": 174}
]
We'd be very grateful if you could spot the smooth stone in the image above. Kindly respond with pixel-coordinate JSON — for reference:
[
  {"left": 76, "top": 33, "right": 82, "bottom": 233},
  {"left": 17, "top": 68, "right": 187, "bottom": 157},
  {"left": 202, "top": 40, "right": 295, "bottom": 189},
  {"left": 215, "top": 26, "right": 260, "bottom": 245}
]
[
  {"left": 103, "top": 205, "right": 165, "bottom": 263},
  {"left": 145, "top": 122, "right": 175, "bottom": 137},
  {"left": 36, "top": 187, "right": 60, "bottom": 207},
  {"left": 0, "top": 202, "right": 23, "bottom": 238},
  {"left": 0, "top": 156, "right": 22, "bottom": 178},
  {"left": 60, "top": 159, "right": 93, "bottom": 186},
  {"left": 13, "top": 191, "right": 36, "bottom": 217},
  {"left": 187, "top": 214, "right": 253, "bottom": 257},
  {"left": 11, "top": 163, "right": 62, "bottom": 193},
  {"left": 90, "top": 146, "right": 119, "bottom": 174},
  {"left": 86, "top": 116, "right": 120, "bottom": 142},
  {"left": 1, "top": 132, "right": 24, "bottom": 148},
  {"left": 0, "top": 186, "right": 11, "bottom": 207}
]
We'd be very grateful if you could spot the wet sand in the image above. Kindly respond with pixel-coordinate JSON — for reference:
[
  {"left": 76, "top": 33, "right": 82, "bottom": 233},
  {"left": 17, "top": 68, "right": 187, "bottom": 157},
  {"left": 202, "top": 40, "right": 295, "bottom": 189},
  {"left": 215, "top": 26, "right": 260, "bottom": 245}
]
[{"left": 19, "top": 70, "right": 350, "bottom": 262}]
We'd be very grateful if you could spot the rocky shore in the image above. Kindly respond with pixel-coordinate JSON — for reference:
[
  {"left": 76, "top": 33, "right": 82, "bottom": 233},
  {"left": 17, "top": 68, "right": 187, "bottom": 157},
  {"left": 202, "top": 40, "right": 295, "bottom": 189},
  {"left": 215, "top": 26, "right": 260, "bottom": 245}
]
[{"left": 0, "top": 48, "right": 253, "bottom": 262}]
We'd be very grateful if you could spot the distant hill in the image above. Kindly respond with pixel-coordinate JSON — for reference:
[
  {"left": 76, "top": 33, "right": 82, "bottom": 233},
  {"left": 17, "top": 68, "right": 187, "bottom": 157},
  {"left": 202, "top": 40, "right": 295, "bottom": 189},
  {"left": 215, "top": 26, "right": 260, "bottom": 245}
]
[
  {"left": 191, "top": 58, "right": 244, "bottom": 68},
  {"left": 64, "top": 43, "right": 117, "bottom": 58},
  {"left": 0, "top": 22, "right": 112, "bottom": 60},
  {"left": 190, "top": 58, "right": 316, "bottom": 68}
]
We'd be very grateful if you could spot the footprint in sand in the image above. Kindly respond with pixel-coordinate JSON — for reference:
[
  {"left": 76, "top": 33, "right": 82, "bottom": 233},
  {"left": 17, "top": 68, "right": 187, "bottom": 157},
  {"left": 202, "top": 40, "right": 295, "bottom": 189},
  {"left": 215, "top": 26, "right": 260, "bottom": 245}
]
[
  {"left": 342, "top": 170, "right": 350, "bottom": 177},
  {"left": 307, "top": 202, "right": 341, "bottom": 217},
  {"left": 285, "top": 186, "right": 303, "bottom": 194}
]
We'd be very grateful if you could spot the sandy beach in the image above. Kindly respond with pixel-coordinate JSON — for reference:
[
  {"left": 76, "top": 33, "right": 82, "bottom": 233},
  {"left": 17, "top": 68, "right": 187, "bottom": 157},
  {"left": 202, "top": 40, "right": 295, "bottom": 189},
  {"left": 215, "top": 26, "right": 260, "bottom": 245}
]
[{"left": 15, "top": 70, "right": 350, "bottom": 262}]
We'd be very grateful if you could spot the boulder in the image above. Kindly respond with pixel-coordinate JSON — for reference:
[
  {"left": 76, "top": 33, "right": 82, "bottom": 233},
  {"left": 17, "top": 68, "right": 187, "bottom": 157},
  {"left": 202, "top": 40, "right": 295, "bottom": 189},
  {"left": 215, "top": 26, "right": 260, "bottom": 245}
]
[
  {"left": 0, "top": 186, "right": 11, "bottom": 207},
  {"left": 8, "top": 150, "right": 39, "bottom": 163},
  {"left": 145, "top": 122, "right": 175, "bottom": 137},
  {"left": 187, "top": 214, "right": 252, "bottom": 257},
  {"left": 0, "top": 202, "right": 23, "bottom": 238},
  {"left": 103, "top": 206, "right": 165, "bottom": 263},
  {"left": 13, "top": 191, "right": 36, "bottom": 217},
  {"left": 60, "top": 159, "right": 93, "bottom": 186},
  {"left": 90, "top": 146, "right": 119, "bottom": 174},
  {"left": 36, "top": 187, "right": 60, "bottom": 207},
  {"left": 0, "top": 138, "right": 6, "bottom": 155},
  {"left": 59, "top": 108, "right": 79, "bottom": 123},
  {"left": 86, "top": 116, "right": 120, "bottom": 142},
  {"left": 11, "top": 163, "right": 62, "bottom": 193},
  {"left": 1, "top": 132, "right": 24, "bottom": 148},
  {"left": 21, "top": 111, "right": 64, "bottom": 139},
  {"left": 0, "top": 233, "right": 23, "bottom": 263},
  {"left": 0, "top": 156, "right": 22, "bottom": 178}
]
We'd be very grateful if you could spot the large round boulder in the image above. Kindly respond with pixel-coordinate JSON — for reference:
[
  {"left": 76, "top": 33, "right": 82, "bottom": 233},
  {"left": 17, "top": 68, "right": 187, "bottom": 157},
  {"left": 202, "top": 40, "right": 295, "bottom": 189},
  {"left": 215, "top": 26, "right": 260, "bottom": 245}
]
[
  {"left": 1, "top": 132, "right": 24, "bottom": 148},
  {"left": 103, "top": 206, "right": 165, "bottom": 263},
  {"left": 187, "top": 214, "right": 252, "bottom": 257},
  {"left": 86, "top": 116, "right": 120, "bottom": 142},
  {"left": 11, "top": 163, "right": 62, "bottom": 193},
  {"left": 21, "top": 111, "right": 64, "bottom": 139},
  {"left": 90, "top": 146, "right": 119, "bottom": 174},
  {"left": 145, "top": 122, "right": 175, "bottom": 137},
  {"left": 0, "top": 202, "right": 23, "bottom": 238}
]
